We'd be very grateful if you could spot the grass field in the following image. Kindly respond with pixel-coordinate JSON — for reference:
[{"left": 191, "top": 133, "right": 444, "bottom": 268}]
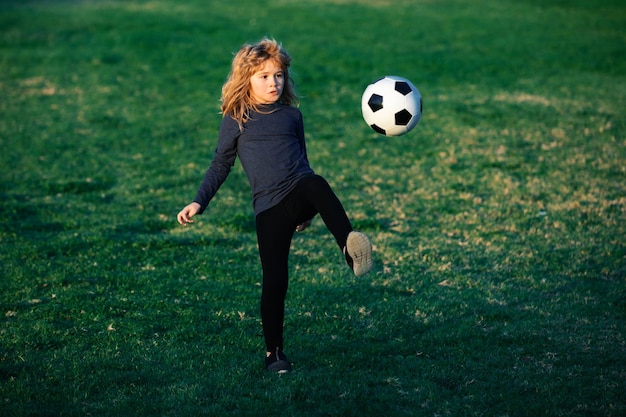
[{"left": 1, "top": 0, "right": 625, "bottom": 416}]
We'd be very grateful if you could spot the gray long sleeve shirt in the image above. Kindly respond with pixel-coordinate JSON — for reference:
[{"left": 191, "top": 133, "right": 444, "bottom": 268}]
[{"left": 193, "top": 103, "right": 315, "bottom": 216}]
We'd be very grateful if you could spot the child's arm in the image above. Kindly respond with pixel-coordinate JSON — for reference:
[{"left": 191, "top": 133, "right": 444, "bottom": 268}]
[
  {"left": 295, "top": 218, "right": 312, "bottom": 232},
  {"left": 180, "top": 117, "right": 239, "bottom": 221},
  {"left": 177, "top": 202, "right": 201, "bottom": 225}
]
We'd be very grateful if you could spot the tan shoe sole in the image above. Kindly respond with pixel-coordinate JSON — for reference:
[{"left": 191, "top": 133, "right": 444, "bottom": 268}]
[{"left": 346, "top": 231, "right": 373, "bottom": 277}]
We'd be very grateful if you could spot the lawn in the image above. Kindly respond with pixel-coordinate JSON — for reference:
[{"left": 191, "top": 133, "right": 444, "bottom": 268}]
[{"left": 1, "top": 0, "right": 625, "bottom": 416}]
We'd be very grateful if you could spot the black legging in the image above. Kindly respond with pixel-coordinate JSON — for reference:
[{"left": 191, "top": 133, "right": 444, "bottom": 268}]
[{"left": 255, "top": 174, "right": 353, "bottom": 352}]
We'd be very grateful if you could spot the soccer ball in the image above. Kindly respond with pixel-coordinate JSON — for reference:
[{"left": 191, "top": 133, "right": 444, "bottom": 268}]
[{"left": 361, "top": 76, "right": 422, "bottom": 136}]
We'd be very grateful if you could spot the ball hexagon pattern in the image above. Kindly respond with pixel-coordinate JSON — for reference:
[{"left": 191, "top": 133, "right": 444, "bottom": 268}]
[{"left": 361, "top": 76, "right": 422, "bottom": 136}]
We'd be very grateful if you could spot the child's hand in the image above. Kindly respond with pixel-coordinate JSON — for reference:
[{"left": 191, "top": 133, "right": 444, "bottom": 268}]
[
  {"left": 177, "top": 202, "right": 201, "bottom": 225},
  {"left": 295, "top": 218, "right": 312, "bottom": 232}
]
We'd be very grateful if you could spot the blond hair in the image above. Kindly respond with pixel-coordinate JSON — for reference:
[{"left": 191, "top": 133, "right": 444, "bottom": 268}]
[{"left": 220, "top": 38, "right": 298, "bottom": 129}]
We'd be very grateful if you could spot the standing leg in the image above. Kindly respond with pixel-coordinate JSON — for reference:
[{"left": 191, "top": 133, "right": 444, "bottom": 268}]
[{"left": 255, "top": 202, "right": 296, "bottom": 371}]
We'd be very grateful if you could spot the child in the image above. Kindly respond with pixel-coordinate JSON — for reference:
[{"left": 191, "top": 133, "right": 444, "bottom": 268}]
[{"left": 176, "top": 38, "right": 373, "bottom": 373}]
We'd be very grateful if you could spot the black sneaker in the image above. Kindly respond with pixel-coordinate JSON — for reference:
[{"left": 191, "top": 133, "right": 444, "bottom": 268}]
[
  {"left": 265, "top": 348, "right": 292, "bottom": 373},
  {"left": 344, "top": 231, "right": 373, "bottom": 277}
]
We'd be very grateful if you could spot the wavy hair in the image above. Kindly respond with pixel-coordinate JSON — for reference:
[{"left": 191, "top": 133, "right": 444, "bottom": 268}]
[{"left": 220, "top": 38, "right": 298, "bottom": 130}]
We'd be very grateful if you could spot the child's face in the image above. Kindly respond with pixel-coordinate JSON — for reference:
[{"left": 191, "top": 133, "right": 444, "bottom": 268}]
[{"left": 250, "top": 59, "right": 285, "bottom": 105}]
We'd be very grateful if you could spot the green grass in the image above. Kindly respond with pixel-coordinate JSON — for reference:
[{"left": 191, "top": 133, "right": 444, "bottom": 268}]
[{"left": 1, "top": 0, "right": 625, "bottom": 416}]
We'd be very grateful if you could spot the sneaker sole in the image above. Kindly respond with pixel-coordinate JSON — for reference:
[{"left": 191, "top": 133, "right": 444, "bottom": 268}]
[
  {"left": 266, "top": 360, "right": 292, "bottom": 373},
  {"left": 346, "top": 231, "right": 373, "bottom": 277}
]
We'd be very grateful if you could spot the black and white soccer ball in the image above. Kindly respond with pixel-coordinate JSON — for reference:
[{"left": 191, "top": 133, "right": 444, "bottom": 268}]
[{"left": 361, "top": 76, "right": 422, "bottom": 136}]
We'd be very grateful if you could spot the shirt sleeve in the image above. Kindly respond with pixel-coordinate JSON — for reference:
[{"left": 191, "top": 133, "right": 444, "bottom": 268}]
[
  {"left": 296, "top": 109, "right": 311, "bottom": 166},
  {"left": 193, "top": 116, "right": 240, "bottom": 213}
]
